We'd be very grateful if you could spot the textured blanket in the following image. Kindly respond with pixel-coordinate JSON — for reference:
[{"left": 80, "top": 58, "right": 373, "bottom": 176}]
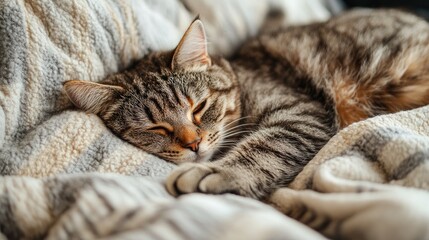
[
  {"left": 270, "top": 105, "right": 429, "bottom": 240},
  {"left": 1, "top": 0, "right": 429, "bottom": 239}
]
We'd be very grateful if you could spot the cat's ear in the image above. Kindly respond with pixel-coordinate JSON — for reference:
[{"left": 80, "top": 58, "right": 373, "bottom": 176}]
[
  {"left": 63, "top": 80, "right": 124, "bottom": 114},
  {"left": 171, "top": 17, "right": 211, "bottom": 71}
]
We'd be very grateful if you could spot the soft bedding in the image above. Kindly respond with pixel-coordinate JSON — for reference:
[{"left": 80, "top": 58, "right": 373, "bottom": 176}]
[{"left": 1, "top": 0, "right": 428, "bottom": 239}]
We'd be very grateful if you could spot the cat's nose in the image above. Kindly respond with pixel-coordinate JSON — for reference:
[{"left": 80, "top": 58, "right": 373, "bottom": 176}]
[
  {"left": 183, "top": 138, "right": 201, "bottom": 152},
  {"left": 177, "top": 126, "right": 201, "bottom": 152}
]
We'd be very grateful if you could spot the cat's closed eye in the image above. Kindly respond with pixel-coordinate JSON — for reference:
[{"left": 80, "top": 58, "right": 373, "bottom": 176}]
[
  {"left": 146, "top": 125, "right": 173, "bottom": 135},
  {"left": 192, "top": 99, "right": 207, "bottom": 124}
]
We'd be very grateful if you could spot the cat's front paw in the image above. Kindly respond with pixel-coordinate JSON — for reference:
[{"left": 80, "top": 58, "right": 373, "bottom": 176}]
[{"left": 166, "top": 163, "right": 244, "bottom": 197}]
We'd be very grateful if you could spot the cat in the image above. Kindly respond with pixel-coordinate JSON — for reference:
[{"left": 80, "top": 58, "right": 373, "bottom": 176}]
[{"left": 64, "top": 9, "right": 429, "bottom": 199}]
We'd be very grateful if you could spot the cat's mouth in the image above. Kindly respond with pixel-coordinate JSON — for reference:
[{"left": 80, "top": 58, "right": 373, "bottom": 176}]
[
  {"left": 159, "top": 138, "right": 218, "bottom": 164},
  {"left": 195, "top": 149, "right": 216, "bottom": 162},
  {"left": 158, "top": 130, "right": 227, "bottom": 164},
  {"left": 159, "top": 149, "right": 214, "bottom": 164}
]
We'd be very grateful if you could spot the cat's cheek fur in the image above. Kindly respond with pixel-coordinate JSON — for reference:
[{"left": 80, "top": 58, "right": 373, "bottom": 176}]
[
  {"left": 121, "top": 130, "right": 171, "bottom": 154},
  {"left": 195, "top": 143, "right": 215, "bottom": 162}
]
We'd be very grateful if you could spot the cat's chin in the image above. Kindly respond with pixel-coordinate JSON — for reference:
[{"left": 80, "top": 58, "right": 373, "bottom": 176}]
[
  {"left": 161, "top": 150, "right": 214, "bottom": 164},
  {"left": 194, "top": 152, "right": 214, "bottom": 163}
]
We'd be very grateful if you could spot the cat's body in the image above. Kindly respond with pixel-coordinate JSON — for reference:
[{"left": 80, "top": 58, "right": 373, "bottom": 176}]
[{"left": 64, "top": 9, "right": 429, "bottom": 199}]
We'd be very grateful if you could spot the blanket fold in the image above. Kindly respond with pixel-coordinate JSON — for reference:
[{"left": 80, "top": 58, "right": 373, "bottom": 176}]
[
  {"left": 270, "top": 105, "right": 429, "bottom": 240},
  {"left": 0, "top": 174, "right": 327, "bottom": 240}
]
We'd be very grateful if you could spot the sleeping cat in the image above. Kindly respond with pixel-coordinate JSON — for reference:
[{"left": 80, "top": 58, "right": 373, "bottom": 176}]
[{"left": 64, "top": 9, "right": 429, "bottom": 199}]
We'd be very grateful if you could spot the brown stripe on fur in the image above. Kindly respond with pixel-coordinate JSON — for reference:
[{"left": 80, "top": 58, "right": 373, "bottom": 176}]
[
  {"left": 381, "top": 58, "right": 429, "bottom": 113},
  {"left": 332, "top": 77, "right": 371, "bottom": 128}
]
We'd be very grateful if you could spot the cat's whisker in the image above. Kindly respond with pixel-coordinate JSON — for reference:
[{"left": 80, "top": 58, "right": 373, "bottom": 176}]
[
  {"left": 222, "top": 125, "right": 256, "bottom": 137},
  {"left": 222, "top": 129, "right": 254, "bottom": 136},
  {"left": 222, "top": 128, "right": 254, "bottom": 134},
  {"left": 223, "top": 116, "right": 254, "bottom": 128},
  {"left": 217, "top": 145, "right": 235, "bottom": 147},
  {"left": 223, "top": 123, "right": 256, "bottom": 132},
  {"left": 223, "top": 116, "right": 252, "bottom": 128},
  {"left": 222, "top": 131, "right": 253, "bottom": 139},
  {"left": 214, "top": 149, "right": 228, "bottom": 156},
  {"left": 218, "top": 139, "right": 236, "bottom": 144},
  {"left": 217, "top": 141, "right": 235, "bottom": 146}
]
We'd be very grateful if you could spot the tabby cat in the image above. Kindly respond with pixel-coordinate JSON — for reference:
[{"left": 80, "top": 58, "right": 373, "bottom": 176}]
[{"left": 64, "top": 9, "right": 429, "bottom": 199}]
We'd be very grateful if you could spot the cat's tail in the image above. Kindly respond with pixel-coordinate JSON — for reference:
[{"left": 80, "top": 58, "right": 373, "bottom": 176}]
[
  {"left": 378, "top": 53, "right": 429, "bottom": 114},
  {"left": 332, "top": 49, "right": 429, "bottom": 128}
]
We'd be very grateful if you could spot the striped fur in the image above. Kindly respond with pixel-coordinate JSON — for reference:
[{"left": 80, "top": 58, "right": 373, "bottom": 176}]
[{"left": 65, "top": 10, "right": 429, "bottom": 199}]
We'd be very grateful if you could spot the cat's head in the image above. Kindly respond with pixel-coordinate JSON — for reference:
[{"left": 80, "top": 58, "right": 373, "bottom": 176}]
[{"left": 63, "top": 18, "right": 241, "bottom": 163}]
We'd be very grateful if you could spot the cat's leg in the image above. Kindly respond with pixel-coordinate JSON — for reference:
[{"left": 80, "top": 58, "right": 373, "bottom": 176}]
[{"left": 166, "top": 94, "right": 336, "bottom": 199}]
